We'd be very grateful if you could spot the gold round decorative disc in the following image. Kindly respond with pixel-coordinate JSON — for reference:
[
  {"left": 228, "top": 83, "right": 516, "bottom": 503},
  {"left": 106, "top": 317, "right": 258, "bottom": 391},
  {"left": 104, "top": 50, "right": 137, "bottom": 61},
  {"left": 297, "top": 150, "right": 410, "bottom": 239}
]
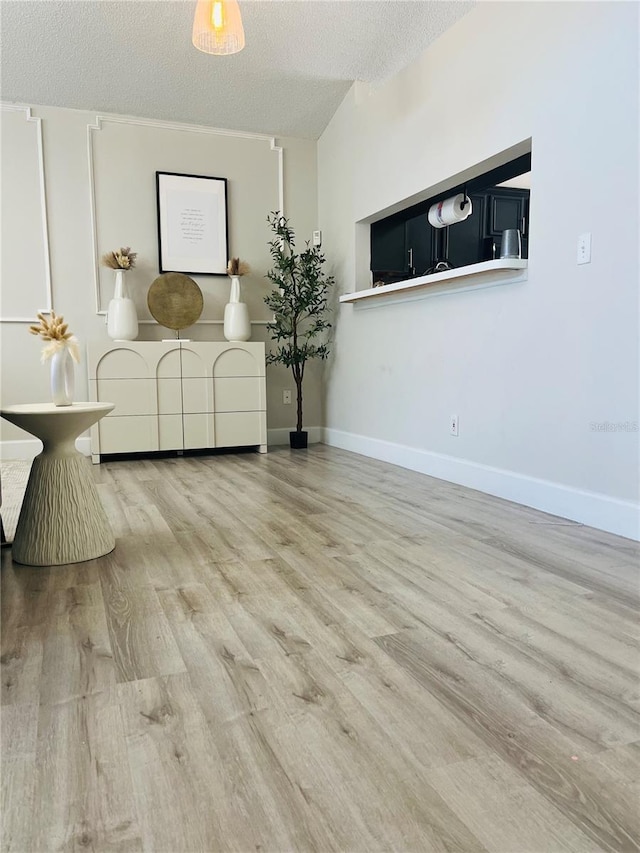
[{"left": 147, "top": 273, "right": 204, "bottom": 331}]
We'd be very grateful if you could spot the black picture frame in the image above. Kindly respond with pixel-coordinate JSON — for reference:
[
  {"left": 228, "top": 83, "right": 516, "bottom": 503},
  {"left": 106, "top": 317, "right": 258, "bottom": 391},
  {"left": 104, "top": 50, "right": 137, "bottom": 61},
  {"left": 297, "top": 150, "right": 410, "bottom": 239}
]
[{"left": 156, "top": 171, "right": 228, "bottom": 275}]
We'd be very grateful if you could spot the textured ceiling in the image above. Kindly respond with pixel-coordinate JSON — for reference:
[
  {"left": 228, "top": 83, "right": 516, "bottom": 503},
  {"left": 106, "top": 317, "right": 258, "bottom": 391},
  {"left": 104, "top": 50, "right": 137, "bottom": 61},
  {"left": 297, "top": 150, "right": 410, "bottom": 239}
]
[{"left": 0, "top": 0, "right": 474, "bottom": 139}]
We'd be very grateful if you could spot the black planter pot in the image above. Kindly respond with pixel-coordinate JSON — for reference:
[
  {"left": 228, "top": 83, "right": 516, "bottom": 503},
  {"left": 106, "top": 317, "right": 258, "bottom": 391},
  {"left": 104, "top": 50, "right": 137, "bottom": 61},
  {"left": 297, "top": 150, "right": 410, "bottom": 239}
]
[{"left": 289, "top": 430, "right": 308, "bottom": 449}]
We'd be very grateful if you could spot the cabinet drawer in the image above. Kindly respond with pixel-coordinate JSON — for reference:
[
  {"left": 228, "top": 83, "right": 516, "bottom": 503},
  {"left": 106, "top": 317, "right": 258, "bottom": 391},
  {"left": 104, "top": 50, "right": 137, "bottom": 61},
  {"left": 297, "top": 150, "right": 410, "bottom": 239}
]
[
  {"left": 91, "top": 343, "right": 182, "bottom": 378},
  {"left": 214, "top": 377, "right": 264, "bottom": 412},
  {"left": 157, "top": 378, "right": 183, "bottom": 415},
  {"left": 93, "top": 379, "right": 156, "bottom": 417},
  {"left": 180, "top": 347, "right": 210, "bottom": 379},
  {"left": 182, "top": 377, "right": 212, "bottom": 414},
  {"left": 214, "top": 412, "right": 266, "bottom": 447},
  {"left": 97, "top": 415, "right": 159, "bottom": 454},
  {"left": 183, "top": 413, "right": 214, "bottom": 449},
  {"left": 158, "top": 415, "right": 183, "bottom": 451},
  {"left": 213, "top": 347, "right": 265, "bottom": 378}
]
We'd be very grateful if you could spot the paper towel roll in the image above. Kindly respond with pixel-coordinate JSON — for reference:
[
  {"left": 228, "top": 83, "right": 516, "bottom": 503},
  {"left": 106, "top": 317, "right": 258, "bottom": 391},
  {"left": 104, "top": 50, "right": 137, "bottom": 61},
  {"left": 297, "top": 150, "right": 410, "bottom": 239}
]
[{"left": 428, "top": 194, "right": 472, "bottom": 229}]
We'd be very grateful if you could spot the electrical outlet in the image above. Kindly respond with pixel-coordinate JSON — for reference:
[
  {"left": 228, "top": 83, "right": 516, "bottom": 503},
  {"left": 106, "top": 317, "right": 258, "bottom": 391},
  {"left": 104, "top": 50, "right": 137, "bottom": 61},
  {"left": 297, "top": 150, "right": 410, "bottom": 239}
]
[
  {"left": 283, "top": 390, "right": 292, "bottom": 404},
  {"left": 450, "top": 414, "right": 459, "bottom": 436},
  {"left": 577, "top": 232, "right": 591, "bottom": 265}
]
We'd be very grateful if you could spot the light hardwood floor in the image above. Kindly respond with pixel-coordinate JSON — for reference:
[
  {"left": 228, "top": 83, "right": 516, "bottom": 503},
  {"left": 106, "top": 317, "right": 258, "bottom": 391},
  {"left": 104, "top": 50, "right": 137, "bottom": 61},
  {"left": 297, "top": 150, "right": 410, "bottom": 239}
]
[{"left": 2, "top": 445, "right": 639, "bottom": 853}]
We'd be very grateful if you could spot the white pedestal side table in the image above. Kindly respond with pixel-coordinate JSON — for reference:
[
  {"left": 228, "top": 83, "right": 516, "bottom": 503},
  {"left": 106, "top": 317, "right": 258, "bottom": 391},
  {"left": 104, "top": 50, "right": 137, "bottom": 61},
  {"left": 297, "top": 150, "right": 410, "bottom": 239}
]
[{"left": 0, "top": 403, "right": 115, "bottom": 566}]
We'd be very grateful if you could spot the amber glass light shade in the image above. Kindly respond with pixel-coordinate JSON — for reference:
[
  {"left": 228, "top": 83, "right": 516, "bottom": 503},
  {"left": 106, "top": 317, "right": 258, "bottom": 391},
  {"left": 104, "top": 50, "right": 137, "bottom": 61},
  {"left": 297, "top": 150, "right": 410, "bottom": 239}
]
[{"left": 192, "top": 0, "right": 245, "bottom": 56}]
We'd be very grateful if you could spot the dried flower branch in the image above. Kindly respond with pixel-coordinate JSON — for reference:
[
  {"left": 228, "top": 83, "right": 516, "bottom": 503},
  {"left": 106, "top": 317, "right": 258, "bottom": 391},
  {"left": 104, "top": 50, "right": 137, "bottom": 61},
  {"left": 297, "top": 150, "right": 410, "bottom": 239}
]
[
  {"left": 29, "top": 311, "right": 72, "bottom": 342},
  {"left": 227, "top": 257, "right": 250, "bottom": 276},
  {"left": 29, "top": 312, "right": 80, "bottom": 363},
  {"left": 101, "top": 247, "right": 137, "bottom": 270}
]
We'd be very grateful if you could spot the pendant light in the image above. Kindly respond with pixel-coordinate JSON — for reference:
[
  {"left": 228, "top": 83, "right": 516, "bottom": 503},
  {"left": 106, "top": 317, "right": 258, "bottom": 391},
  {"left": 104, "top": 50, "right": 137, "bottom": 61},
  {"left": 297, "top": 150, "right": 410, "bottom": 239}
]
[{"left": 192, "top": 0, "right": 245, "bottom": 56}]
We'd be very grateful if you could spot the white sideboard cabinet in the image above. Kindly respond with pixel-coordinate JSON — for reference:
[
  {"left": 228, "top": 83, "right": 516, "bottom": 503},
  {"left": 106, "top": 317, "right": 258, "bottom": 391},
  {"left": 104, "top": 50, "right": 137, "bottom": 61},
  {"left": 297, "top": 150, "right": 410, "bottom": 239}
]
[{"left": 88, "top": 341, "right": 267, "bottom": 462}]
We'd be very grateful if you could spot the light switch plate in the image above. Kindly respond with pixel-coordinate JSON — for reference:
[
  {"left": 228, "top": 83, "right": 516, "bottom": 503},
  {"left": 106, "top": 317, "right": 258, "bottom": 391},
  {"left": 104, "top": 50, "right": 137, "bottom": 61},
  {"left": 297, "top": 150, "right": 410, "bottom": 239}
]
[
  {"left": 312, "top": 230, "right": 322, "bottom": 246},
  {"left": 577, "top": 232, "right": 592, "bottom": 265}
]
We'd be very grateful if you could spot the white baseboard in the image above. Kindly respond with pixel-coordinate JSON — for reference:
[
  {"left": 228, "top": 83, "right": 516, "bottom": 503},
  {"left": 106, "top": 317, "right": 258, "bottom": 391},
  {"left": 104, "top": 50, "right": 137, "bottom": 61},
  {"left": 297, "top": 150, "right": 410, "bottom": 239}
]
[
  {"left": 267, "top": 426, "right": 323, "bottom": 446},
  {"left": 1, "top": 437, "right": 92, "bottom": 460},
  {"left": 322, "top": 428, "right": 640, "bottom": 541}
]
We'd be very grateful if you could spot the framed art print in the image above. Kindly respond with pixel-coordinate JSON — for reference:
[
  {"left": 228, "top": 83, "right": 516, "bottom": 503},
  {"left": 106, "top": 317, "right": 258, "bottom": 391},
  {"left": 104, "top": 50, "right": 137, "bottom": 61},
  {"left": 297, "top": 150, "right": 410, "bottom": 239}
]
[{"left": 156, "top": 171, "right": 228, "bottom": 275}]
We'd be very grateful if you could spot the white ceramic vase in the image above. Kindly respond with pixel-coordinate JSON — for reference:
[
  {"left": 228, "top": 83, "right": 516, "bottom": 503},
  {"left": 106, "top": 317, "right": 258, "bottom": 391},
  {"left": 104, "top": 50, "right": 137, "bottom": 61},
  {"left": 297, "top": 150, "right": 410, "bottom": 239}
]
[
  {"left": 223, "top": 275, "right": 251, "bottom": 342},
  {"left": 50, "top": 347, "right": 74, "bottom": 407},
  {"left": 107, "top": 269, "right": 138, "bottom": 341}
]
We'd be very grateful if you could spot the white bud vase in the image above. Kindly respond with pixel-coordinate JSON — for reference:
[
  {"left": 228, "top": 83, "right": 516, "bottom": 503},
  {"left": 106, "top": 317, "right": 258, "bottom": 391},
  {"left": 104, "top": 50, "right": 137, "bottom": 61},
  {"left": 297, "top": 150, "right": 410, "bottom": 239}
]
[
  {"left": 50, "top": 347, "right": 74, "bottom": 407},
  {"left": 223, "top": 275, "right": 251, "bottom": 342},
  {"left": 107, "top": 269, "right": 138, "bottom": 341}
]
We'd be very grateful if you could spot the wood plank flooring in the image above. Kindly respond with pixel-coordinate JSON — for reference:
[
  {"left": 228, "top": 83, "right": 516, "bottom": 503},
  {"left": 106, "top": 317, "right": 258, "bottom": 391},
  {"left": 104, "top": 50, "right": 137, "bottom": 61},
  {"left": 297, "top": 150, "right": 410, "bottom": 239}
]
[{"left": 2, "top": 445, "right": 639, "bottom": 852}]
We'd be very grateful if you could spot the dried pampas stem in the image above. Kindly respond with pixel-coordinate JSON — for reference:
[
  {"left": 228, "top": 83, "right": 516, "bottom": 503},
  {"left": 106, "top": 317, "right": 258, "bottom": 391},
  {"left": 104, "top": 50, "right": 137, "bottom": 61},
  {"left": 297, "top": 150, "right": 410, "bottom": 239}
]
[
  {"left": 101, "top": 247, "right": 137, "bottom": 270},
  {"left": 227, "top": 257, "right": 250, "bottom": 276}
]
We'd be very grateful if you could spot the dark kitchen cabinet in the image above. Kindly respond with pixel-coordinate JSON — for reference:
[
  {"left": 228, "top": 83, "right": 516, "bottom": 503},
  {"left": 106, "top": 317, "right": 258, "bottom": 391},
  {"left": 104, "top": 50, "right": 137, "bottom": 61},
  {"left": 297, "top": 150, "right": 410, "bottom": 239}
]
[
  {"left": 370, "top": 216, "right": 407, "bottom": 275},
  {"left": 370, "top": 210, "right": 435, "bottom": 280},
  {"left": 485, "top": 188, "right": 529, "bottom": 258},
  {"left": 405, "top": 212, "right": 435, "bottom": 277},
  {"left": 487, "top": 189, "right": 527, "bottom": 236}
]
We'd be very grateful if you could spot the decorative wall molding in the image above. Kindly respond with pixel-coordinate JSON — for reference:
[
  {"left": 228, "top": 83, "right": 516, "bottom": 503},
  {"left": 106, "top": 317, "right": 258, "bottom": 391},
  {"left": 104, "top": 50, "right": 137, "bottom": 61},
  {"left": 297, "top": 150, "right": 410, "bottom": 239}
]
[
  {"left": 87, "top": 113, "right": 284, "bottom": 316},
  {"left": 0, "top": 104, "right": 53, "bottom": 323},
  {"left": 322, "top": 427, "right": 640, "bottom": 541}
]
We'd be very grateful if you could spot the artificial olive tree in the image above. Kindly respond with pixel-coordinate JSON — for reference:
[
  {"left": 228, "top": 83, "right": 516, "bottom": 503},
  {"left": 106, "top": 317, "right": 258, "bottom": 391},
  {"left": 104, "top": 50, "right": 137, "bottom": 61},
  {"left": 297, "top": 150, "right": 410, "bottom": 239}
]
[{"left": 264, "top": 212, "right": 333, "bottom": 442}]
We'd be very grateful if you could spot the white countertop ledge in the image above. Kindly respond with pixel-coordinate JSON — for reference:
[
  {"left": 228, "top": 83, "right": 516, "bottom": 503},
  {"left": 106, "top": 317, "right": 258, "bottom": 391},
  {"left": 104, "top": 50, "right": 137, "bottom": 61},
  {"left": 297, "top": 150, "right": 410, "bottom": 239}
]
[{"left": 339, "top": 259, "right": 528, "bottom": 304}]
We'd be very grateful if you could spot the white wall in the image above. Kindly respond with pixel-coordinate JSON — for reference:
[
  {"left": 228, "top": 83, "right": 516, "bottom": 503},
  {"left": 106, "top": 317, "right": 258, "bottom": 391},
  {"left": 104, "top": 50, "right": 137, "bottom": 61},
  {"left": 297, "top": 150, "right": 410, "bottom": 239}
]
[
  {"left": 0, "top": 104, "right": 319, "bottom": 449},
  {"left": 318, "top": 1, "right": 639, "bottom": 539}
]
